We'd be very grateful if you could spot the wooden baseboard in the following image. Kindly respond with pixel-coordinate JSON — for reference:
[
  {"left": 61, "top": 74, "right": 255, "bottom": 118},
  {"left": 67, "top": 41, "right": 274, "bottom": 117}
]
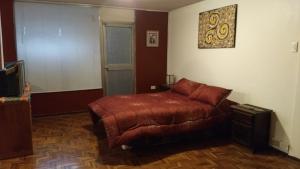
[
  {"left": 0, "top": 148, "right": 33, "bottom": 160},
  {"left": 32, "top": 110, "right": 88, "bottom": 118},
  {"left": 31, "top": 89, "right": 103, "bottom": 116},
  {"left": 263, "top": 145, "right": 300, "bottom": 162}
]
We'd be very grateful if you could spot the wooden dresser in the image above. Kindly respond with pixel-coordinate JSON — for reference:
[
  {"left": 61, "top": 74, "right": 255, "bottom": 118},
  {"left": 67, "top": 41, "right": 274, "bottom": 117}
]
[
  {"left": 231, "top": 104, "right": 271, "bottom": 153},
  {"left": 0, "top": 84, "right": 33, "bottom": 159}
]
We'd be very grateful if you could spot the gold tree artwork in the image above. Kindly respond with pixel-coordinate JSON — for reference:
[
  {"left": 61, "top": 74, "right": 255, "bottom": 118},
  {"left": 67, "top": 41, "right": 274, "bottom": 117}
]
[{"left": 198, "top": 4, "right": 237, "bottom": 49}]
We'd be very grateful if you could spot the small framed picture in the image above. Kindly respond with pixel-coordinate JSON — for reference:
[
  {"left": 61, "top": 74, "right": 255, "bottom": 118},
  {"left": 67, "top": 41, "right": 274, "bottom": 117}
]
[{"left": 146, "top": 30, "right": 159, "bottom": 47}]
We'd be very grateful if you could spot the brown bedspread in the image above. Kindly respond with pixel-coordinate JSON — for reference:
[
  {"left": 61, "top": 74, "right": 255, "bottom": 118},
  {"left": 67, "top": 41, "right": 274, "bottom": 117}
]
[{"left": 89, "top": 91, "right": 231, "bottom": 148}]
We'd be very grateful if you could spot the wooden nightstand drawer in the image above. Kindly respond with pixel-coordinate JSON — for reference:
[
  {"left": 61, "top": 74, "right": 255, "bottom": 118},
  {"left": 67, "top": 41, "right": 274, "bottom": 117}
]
[
  {"left": 232, "top": 110, "right": 253, "bottom": 125},
  {"left": 232, "top": 121, "right": 253, "bottom": 146}
]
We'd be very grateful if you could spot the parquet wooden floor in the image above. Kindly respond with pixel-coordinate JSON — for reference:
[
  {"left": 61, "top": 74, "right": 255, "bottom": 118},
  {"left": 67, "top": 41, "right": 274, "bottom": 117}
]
[{"left": 0, "top": 113, "right": 300, "bottom": 169}]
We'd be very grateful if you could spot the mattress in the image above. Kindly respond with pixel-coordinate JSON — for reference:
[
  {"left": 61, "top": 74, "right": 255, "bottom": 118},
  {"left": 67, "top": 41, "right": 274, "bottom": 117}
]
[{"left": 89, "top": 91, "right": 231, "bottom": 148}]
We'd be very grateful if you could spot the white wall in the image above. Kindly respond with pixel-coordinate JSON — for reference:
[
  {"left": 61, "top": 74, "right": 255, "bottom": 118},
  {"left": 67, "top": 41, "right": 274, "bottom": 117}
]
[
  {"left": 168, "top": 0, "right": 300, "bottom": 157},
  {"left": 99, "top": 7, "right": 135, "bottom": 23}
]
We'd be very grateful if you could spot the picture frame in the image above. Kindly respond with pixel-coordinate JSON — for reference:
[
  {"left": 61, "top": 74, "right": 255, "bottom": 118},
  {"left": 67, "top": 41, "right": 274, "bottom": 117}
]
[
  {"left": 146, "top": 30, "right": 159, "bottom": 47},
  {"left": 198, "top": 4, "right": 238, "bottom": 49}
]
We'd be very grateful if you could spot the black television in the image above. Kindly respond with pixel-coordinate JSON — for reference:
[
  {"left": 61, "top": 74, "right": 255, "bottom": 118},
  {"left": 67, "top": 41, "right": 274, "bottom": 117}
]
[{"left": 0, "top": 60, "right": 25, "bottom": 97}]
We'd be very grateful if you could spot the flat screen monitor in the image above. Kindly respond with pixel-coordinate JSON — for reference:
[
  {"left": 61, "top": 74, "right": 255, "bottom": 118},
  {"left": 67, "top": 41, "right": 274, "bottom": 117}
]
[{"left": 0, "top": 60, "right": 25, "bottom": 97}]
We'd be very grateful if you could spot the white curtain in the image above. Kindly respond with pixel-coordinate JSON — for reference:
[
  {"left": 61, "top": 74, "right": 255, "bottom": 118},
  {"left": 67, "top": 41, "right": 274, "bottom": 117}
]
[{"left": 14, "top": 2, "right": 102, "bottom": 93}]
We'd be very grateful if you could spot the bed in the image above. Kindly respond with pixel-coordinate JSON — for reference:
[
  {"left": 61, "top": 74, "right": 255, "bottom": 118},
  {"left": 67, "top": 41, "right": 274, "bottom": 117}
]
[{"left": 89, "top": 78, "right": 234, "bottom": 148}]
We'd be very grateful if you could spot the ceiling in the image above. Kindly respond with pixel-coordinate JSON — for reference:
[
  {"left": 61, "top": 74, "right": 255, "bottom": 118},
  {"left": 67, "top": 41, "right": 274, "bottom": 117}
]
[{"left": 19, "top": 0, "right": 203, "bottom": 11}]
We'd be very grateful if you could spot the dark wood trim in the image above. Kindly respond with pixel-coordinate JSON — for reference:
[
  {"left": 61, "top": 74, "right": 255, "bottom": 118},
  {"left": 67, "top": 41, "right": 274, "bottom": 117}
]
[
  {"left": 288, "top": 154, "right": 300, "bottom": 162},
  {"left": 268, "top": 146, "right": 300, "bottom": 162},
  {"left": 32, "top": 110, "right": 88, "bottom": 118},
  {"left": 0, "top": 150, "right": 33, "bottom": 160},
  {"left": 31, "top": 89, "right": 103, "bottom": 116}
]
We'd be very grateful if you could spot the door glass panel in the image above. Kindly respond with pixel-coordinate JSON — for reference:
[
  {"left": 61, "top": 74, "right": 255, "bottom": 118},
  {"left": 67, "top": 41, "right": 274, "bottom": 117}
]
[
  {"left": 106, "top": 70, "right": 133, "bottom": 96},
  {"left": 104, "top": 25, "right": 134, "bottom": 96},
  {"left": 106, "top": 26, "right": 132, "bottom": 65}
]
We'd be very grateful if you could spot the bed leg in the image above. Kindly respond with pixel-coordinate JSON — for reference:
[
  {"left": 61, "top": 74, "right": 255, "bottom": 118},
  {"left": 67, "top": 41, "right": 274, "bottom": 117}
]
[{"left": 89, "top": 110, "right": 100, "bottom": 126}]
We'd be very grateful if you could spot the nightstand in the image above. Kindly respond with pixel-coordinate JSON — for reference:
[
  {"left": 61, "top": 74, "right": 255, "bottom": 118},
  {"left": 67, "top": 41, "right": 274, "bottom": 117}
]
[{"left": 230, "top": 104, "right": 272, "bottom": 152}]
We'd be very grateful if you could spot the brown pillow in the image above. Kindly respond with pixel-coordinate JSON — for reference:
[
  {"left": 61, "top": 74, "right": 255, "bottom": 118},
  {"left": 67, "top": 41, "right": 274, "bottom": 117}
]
[
  {"left": 172, "top": 78, "right": 203, "bottom": 96},
  {"left": 190, "top": 84, "right": 232, "bottom": 106}
]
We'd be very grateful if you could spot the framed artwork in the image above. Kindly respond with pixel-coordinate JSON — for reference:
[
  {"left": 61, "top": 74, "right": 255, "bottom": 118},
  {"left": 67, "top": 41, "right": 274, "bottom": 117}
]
[
  {"left": 146, "top": 30, "right": 159, "bottom": 47},
  {"left": 198, "top": 4, "right": 238, "bottom": 49}
]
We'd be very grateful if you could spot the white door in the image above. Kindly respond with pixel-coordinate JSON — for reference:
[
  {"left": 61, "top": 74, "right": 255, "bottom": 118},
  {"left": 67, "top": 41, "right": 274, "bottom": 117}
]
[{"left": 102, "top": 23, "right": 135, "bottom": 96}]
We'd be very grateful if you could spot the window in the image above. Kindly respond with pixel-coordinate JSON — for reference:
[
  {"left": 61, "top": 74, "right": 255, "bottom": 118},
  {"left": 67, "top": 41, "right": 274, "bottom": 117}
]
[{"left": 15, "top": 2, "right": 102, "bottom": 93}]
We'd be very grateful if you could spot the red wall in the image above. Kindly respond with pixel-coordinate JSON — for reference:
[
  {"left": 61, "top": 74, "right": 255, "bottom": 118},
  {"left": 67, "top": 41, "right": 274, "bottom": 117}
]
[
  {"left": 135, "top": 10, "right": 168, "bottom": 93},
  {"left": 0, "top": 1, "right": 103, "bottom": 116},
  {"left": 0, "top": 0, "right": 17, "bottom": 62},
  {"left": 31, "top": 89, "right": 103, "bottom": 116},
  {"left": 1, "top": 5, "right": 168, "bottom": 115}
]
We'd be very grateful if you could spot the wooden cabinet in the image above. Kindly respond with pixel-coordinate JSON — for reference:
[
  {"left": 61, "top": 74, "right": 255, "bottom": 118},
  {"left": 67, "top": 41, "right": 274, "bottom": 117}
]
[
  {"left": 231, "top": 104, "right": 271, "bottom": 152},
  {"left": 0, "top": 84, "right": 33, "bottom": 159}
]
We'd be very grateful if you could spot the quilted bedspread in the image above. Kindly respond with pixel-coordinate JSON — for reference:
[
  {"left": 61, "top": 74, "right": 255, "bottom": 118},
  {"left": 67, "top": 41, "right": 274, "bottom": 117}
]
[{"left": 89, "top": 91, "right": 230, "bottom": 148}]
